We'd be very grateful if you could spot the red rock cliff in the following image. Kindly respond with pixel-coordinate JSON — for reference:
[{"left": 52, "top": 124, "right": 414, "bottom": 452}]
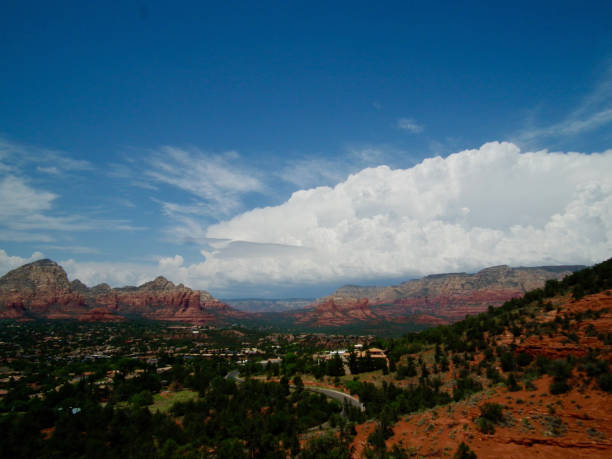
[
  {"left": 293, "top": 265, "right": 583, "bottom": 327},
  {"left": 0, "top": 259, "right": 244, "bottom": 323}
]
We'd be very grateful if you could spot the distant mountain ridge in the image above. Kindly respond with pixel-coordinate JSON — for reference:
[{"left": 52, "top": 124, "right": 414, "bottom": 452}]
[
  {"left": 222, "top": 298, "right": 315, "bottom": 313},
  {"left": 290, "top": 264, "right": 586, "bottom": 327},
  {"left": 0, "top": 259, "right": 587, "bottom": 328},
  {"left": 0, "top": 259, "right": 245, "bottom": 323}
]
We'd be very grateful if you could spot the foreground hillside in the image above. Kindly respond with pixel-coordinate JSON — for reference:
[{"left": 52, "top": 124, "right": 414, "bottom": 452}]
[
  {"left": 342, "top": 258, "right": 612, "bottom": 457},
  {"left": 292, "top": 265, "right": 583, "bottom": 328},
  {"left": 0, "top": 259, "right": 245, "bottom": 323}
]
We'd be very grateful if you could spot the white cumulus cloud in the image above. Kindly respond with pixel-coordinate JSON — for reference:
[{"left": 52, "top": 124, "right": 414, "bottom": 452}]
[
  {"left": 189, "top": 142, "right": 612, "bottom": 289},
  {"left": 33, "top": 142, "right": 612, "bottom": 297},
  {"left": 0, "top": 249, "right": 45, "bottom": 276},
  {"left": 60, "top": 259, "right": 162, "bottom": 287}
]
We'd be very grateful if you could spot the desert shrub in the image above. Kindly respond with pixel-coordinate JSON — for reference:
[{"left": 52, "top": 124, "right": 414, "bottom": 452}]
[
  {"left": 549, "top": 379, "right": 570, "bottom": 395},
  {"left": 453, "top": 376, "right": 482, "bottom": 401},
  {"left": 453, "top": 441, "right": 477, "bottom": 459},
  {"left": 396, "top": 359, "right": 417, "bottom": 379},
  {"left": 475, "top": 402, "right": 504, "bottom": 434},
  {"left": 585, "top": 324, "right": 597, "bottom": 336},
  {"left": 367, "top": 422, "right": 391, "bottom": 450},
  {"left": 439, "top": 357, "right": 450, "bottom": 372},
  {"left": 566, "top": 332, "right": 579, "bottom": 343},
  {"left": 486, "top": 366, "right": 502, "bottom": 383},
  {"left": 506, "top": 373, "right": 521, "bottom": 392},
  {"left": 536, "top": 355, "right": 552, "bottom": 375},
  {"left": 216, "top": 438, "right": 249, "bottom": 458},
  {"left": 500, "top": 352, "right": 516, "bottom": 372},
  {"left": 544, "top": 415, "right": 567, "bottom": 437},
  {"left": 476, "top": 417, "right": 496, "bottom": 434},
  {"left": 573, "top": 285, "right": 585, "bottom": 300},
  {"left": 551, "top": 359, "right": 573, "bottom": 379},
  {"left": 299, "top": 433, "right": 349, "bottom": 459},
  {"left": 524, "top": 380, "right": 537, "bottom": 391},
  {"left": 516, "top": 352, "right": 533, "bottom": 367},
  {"left": 129, "top": 390, "right": 153, "bottom": 407},
  {"left": 597, "top": 373, "right": 612, "bottom": 393},
  {"left": 548, "top": 359, "right": 573, "bottom": 394},
  {"left": 584, "top": 359, "right": 609, "bottom": 378},
  {"left": 479, "top": 403, "right": 504, "bottom": 423}
]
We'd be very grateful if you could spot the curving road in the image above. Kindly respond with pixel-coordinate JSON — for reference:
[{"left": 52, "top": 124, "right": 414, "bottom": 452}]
[
  {"left": 225, "top": 370, "right": 364, "bottom": 414},
  {"left": 305, "top": 386, "right": 365, "bottom": 413},
  {"left": 225, "top": 369, "right": 244, "bottom": 382}
]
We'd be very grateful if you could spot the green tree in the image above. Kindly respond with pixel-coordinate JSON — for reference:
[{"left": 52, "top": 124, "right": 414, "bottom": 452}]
[{"left": 453, "top": 441, "right": 477, "bottom": 459}]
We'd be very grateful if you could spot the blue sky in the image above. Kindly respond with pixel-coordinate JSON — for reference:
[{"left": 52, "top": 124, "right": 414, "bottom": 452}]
[{"left": 1, "top": 1, "right": 611, "bottom": 297}]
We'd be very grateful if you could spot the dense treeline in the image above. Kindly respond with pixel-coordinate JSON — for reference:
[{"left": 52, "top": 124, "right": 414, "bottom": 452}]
[
  {"left": 546, "top": 257, "right": 612, "bottom": 299},
  {"left": 0, "top": 358, "right": 344, "bottom": 458}
]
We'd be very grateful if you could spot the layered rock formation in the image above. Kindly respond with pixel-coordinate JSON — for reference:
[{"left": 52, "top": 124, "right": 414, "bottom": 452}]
[
  {"left": 0, "top": 259, "right": 87, "bottom": 319},
  {"left": 293, "top": 265, "right": 584, "bottom": 327},
  {"left": 0, "top": 259, "right": 245, "bottom": 324},
  {"left": 295, "top": 298, "right": 377, "bottom": 326}
]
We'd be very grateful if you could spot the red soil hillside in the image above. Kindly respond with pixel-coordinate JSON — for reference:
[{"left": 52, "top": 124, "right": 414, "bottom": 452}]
[{"left": 351, "top": 289, "right": 612, "bottom": 458}]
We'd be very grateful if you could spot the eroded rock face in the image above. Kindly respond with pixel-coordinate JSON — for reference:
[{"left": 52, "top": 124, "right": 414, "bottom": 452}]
[
  {"left": 0, "top": 259, "right": 244, "bottom": 324},
  {"left": 0, "top": 259, "right": 86, "bottom": 319},
  {"left": 515, "top": 292, "right": 612, "bottom": 360},
  {"left": 293, "top": 265, "right": 583, "bottom": 327},
  {"left": 296, "top": 298, "right": 376, "bottom": 326}
]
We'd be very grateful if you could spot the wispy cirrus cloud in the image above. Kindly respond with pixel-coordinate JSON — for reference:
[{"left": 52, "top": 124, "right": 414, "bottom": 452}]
[
  {"left": 0, "top": 175, "right": 143, "bottom": 243},
  {"left": 0, "top": 231, "right": 55, "bottom": 243},
  {"left": 517, "top": 64, "right": 612, "bottom": 146},
  {"left": 0, "top": 136, "right": 133, "bottom": 242},
  {"left": 42, "top": 245, "right": 101, "bottom": 254},
  {"left": 0, "top": 136, "right": 93, "bottom": 174},
  {"left": 153, "top": 198, "right": 217, "bottom": 218},
  {"left": 144, "top": 146, "right": 264, "bottom": 218},
  {"left": 397, "top": 117, "right": 424, "bottom": 133}
]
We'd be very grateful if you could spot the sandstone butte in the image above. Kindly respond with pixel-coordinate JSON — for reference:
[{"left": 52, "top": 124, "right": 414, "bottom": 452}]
[
  {"left": 293, "top": 265, "right": 584, "bottom": 327},
  {"left": 349, "top": 290, "right": 612, "bottom": 459},
  {"left": 0, "top": 259, "right": 246, "bottom": 324}
]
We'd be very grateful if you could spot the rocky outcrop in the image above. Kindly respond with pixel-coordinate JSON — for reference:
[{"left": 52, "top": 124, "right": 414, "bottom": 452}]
[
  {"left": 0, "top": 259, "right": 86, "bottom": 319},
  {"left": 0, "top": 259, "right": 245, "bottom": 324},
  {"left": 515, "top": 291, "right": 612, "bottom": 360},
  {"left": 293, "top": 265, "right": 584, "bottom": 327}
]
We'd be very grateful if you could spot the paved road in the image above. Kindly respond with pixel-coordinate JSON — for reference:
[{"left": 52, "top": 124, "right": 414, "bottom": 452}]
[
  {"left": 225, "top": 369, "right": 244, "bottom": 382},
  {"left": 305, "top": 386, "right": 365, "bottom": 413},
  {"left": 225, "top": 370, "right": 364, "bottom": 413}
]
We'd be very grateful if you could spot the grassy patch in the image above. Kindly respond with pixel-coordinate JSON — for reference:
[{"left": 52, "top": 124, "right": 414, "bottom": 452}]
[{"left": 149, "top": 390, "right": 199, "bottom": 413}]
